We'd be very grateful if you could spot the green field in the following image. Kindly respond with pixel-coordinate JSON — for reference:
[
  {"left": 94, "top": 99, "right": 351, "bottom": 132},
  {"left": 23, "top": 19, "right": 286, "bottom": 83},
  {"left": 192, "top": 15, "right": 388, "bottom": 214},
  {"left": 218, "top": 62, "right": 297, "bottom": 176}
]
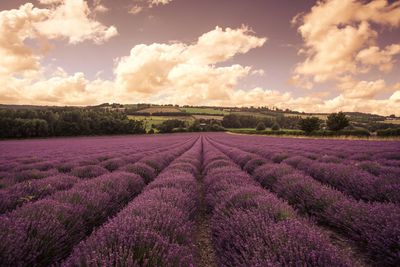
[
  {"left": 284, "top": 113, "right": 328, "bottom": 120},
  {"left": 231, "top": 111, "right": 275, "bottom": 119},
  {"left": 383, "top": 119, "right": 400, "bottom": 124},
  {"left": 136, "top": 107, "right": 182, "bottom": 113},
  {"left": 181, "top": 107, "right": 229, "bottom": 115},
  {"left": 192, "top": 114, "right": 224, "bottom": 121},
  {"left": 128, "top": 115, "right": 194, "bottom": 131}
]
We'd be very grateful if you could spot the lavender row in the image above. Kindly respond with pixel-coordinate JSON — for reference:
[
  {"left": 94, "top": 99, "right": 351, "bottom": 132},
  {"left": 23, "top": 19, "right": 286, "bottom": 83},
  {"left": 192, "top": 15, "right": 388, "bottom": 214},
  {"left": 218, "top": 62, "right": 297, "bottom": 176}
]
[
  {"left": 210, "top": 136, "right": 399, "bottom": 204},
  {"left": 0, "top": 135, "right": 186, "bottom": 172},
  {"left": 62, "top": 138, "right": 203, "bottom": 266},
  {"left": 284, "top": 156, "right": 400, "bottom": 203},
  {"left": 0, "top": 135, "right": 193, "bottom": 188},
  {"left": 202, "top": 139, "right": 352, "bottom": 267},
  {"left": 211, "top": 134, "right": 400, "bottom": 175},
  {"left": 0, "top": 134, "right": 192, "bottom": 164},
  {"left": 209, "top": 138, "right": 400, "bottom": 266},
  {"left": 0, "top": 138, "right": 195, "bottom": 214},
  {"left": 0, "top": 139, "right": 196, "bottom": 266},
  {"left": 212, "top": 133, "right": 400, "bottom": 163}
]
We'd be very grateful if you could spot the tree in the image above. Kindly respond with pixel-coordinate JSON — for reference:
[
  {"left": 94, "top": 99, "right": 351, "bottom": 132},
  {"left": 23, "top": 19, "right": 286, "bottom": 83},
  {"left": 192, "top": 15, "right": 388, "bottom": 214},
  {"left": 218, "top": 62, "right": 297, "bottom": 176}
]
[
  {"left": 299, "top": 117, "right": 321, "bottom": 133},
  {"left": 256, "top": 122, "right": 266, "bottom": 131},
  {"left": 156, "top": 119, "right": 185, "bottom": 133},
  {"left": 222, "top": 114, "right": 241, "bottom": 128},
  {"left": 271, "top": 123, "right": 280, "bottom": 131},
  {"left": 327, "top": 112, "right": 349, "bottom": 131}
]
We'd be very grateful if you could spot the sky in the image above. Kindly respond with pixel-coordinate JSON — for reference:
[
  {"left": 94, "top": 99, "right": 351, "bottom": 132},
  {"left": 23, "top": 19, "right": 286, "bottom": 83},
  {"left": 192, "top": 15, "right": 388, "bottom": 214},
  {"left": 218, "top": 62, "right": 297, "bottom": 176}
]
[{"left": 0, "top": 0, "right": 399, "bottom": 115}]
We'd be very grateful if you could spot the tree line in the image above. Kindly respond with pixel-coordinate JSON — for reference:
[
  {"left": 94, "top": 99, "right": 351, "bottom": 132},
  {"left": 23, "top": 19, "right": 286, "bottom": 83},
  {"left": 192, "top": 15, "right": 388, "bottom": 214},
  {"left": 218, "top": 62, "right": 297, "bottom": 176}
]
[
  {"left": 222, "top": 112, "right": 364, "bottom": 134},
  {"left": 0, "top": 108, "right": 145, "bottom": 139}
]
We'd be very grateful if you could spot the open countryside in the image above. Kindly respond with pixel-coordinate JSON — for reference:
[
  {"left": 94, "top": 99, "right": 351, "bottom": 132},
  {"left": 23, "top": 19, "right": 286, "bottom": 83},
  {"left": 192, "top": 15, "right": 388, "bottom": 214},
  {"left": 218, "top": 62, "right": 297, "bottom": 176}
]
[{"left": 1, "top": 0, "right": 400, "bottom": 266}]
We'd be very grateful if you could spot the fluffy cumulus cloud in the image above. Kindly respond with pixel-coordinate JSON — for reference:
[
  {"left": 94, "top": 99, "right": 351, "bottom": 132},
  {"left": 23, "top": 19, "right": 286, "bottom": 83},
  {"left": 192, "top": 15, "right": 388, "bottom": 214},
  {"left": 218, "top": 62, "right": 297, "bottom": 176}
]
[
  {"left": 289, "top": 0, "right": 400, "bottom": 115},
  {"left": 113, "top": 26, "right": 267, "bottom": 105},
  {"left": 0, "top": 0, "right": 118, "bottom": 105},
  {"left": 0, "top": 0, "right": 116, "bottom": 75},
  {"left": 356, "top": 44, "right": 400, "bottom": 72},
  {"left": 292, "top": 0, "right": 400, "bottom": 86},
  {"left": 35, "top": 0, "right": 117, "bottom": 44},
  {"left": 0, "top": 25, "right": 271, "bottom": 107},
  {"left": 1, "top": 1, "right": 399, "bottom": 116},
  {"left": 0, "top": 3, "right": 48, "bottom": 75},
  {"left": 129, "top": 0, "right": 174, "bottom": 15}
]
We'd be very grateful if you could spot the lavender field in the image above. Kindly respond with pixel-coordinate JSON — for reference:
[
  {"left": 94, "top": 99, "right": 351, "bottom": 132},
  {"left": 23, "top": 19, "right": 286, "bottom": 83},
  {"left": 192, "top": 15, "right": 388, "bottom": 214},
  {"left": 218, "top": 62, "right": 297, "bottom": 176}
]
[{"left": 0, "top": 133, "right": 399, "bottom": 267}]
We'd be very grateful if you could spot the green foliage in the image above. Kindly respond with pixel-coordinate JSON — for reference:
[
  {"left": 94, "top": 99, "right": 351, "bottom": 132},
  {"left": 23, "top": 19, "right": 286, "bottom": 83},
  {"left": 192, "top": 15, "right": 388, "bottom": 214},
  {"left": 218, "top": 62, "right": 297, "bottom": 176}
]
[
  {"left": 377, "top": 128, "right": 400, "bottom": 137},
  {"left": 313, "top": 129, "right": 370, "bottom": 137},
  {"left": 222, "top": 114, "right": 242, "bottom": 128},
  {"left": 0, "top": 108, "right": 145, "bottom": 139},
  {"left": 256, "top": 122, "right": 266, "bottom": 131},
  {"left": 299, "top": 117, "right": 321, "bottom": 133},
  {"left": 271, "top": 123, "right": 280, "bottom": 131},
  {"left": 156, "top": 120, "right": 186, "bottom": 133},
  {"left": 327, "top": 112, "right": 349, "bottom": 131}
]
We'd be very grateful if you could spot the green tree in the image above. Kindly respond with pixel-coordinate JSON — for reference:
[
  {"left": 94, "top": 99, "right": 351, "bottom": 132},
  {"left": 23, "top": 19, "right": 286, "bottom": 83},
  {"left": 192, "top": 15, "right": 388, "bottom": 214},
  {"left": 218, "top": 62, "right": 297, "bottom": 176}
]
[
  {"left": 299, "top": 117, "right": 321, "bottom": 133},
  {"left": 256, "top": 122, "right": 266, "bottom": 131},
  {"left": 222, "top": 114, "right": 241, "bottom": 128},
  {"left": 327, "top": 112, "right": 349, "bottom": 131},
  {"left": 271, "top": 123, "right": 280, "bottom": 131}
]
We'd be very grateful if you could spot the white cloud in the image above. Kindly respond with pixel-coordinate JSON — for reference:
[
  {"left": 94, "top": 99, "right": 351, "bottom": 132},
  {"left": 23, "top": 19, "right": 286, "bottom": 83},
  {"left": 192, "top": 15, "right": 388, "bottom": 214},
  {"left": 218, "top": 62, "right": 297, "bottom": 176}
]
[
  {"left": 0, "top": 3, "right": 48, "bottom": 75},
  {"left": 356, "top": 44, "right": 400, "bottom": 72},
  {"left": 129, "top": 0, "right": 174, "bottom": 15},
  {"left": 337, "top": 76, "right": 389, "bottom": 99},
  {"left": 129, "top": 5, "right": 143, "bottom": 15},
  {"left": 93, "top": 0, "right": 109, "bottom": 13},
  {"left": 293, "top": 0, "right": 400, "bottom": 88},
  {"left": 0, "top": 26, "right": 268, "bottom": 108},
  {"left": 186, "top": 26, "right": 267, "bottom": 65},
  {"left": 149, "top": 0, "right": 173, "bottom": 6},
  {"left": 0, "top": 1, "right": 117, "bottom": 76},
  {"left": 114, "top": 26, "right": 266, "bottom": 104},
  {"left": 35, "top": 0, "right": 118, "bottom": 44}
]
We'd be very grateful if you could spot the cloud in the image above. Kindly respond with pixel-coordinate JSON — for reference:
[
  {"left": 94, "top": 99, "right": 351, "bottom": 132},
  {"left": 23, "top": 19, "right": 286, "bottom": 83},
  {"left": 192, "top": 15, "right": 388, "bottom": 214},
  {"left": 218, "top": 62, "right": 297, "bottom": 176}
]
[
  {"left": 0, "top": 1, "right": 117, "bottom": 76},
  {"left": 129, "top": 0, "right": 174, "bottom": 15},
  {"left": 149, "top": 0, "right": 173, "bottom": 6},
  {"left": 114, "top": 26, "right": 266, "bottom": 104},
  {"left": 35, "top": 0, "right": 117, "bottom": 44},
  {"left": 129, "top": 5, "right": 143, "bottom": 15},
  {"left": 356, "top": 44, "right": 400, "bottom": 72},
  {"left": 185, "top": 26, "right": 267, "bottom": 64},
  {"left": 293, "top": 0, "right": 400, "bottom": 88},
  {"left": 0, "top": 26, "right": 267, "bottom": 108},
  {"left": 0, "top": 70, "right": 115, "bottom": 106},
  {"left": 337, "top": 77, "right": 387, "bottom": 99},
  {"left": 317, "top": 91, "right": 400, "bottom": 116},
  {"left": 0, "top": 3, "right": 48, "bottom": 75}
]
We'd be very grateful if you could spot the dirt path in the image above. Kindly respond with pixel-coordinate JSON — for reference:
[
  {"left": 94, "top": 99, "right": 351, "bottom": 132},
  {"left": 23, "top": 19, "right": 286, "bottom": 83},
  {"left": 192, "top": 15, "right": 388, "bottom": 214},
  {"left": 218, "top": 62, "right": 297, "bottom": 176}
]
[
  {"left": 318, "top": 224, "right": 374, "bottom": 267},
  {"left": 195, "top": 137, "right": 217, "bottom": 267}
]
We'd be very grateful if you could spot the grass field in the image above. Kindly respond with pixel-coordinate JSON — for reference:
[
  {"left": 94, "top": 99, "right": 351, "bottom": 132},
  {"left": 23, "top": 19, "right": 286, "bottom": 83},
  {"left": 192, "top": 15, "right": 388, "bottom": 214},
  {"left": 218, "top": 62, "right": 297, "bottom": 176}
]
[
  {"left": 128, "top": 115, "right": 194, "bottom": 130},
  {"left": 136, "top": 107, "right": 182, "bottom": 113},
  {"left": 383, "top": 119, "right": 400, "bottom": 124},
  {"left": 181, "top": 107, "right": 229, "bottom": 115},
  {"left": 232, "top": 111, "right": 275, "bottom": 118},
  {"left": 283, "top": 113, "right": 328, "bottom": 119},
  {"left": 192, "top": 114, "right": 224, "bottom": 120}
]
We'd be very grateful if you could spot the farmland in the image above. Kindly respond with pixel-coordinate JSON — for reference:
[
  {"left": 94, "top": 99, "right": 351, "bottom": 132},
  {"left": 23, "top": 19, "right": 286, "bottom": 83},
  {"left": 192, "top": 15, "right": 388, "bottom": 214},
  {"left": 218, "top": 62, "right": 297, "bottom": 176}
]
[
  {"left": 181, "top": 107, "right": 229, "bottom": 115},
  {"left": 0, "top": 133, "right": 399, "bottom": 266},
  {"left": 135, "top": 107, "right": 183, "bottom": 114},
  {"left": 128, "top": 115, "right": 194, "bottom": 130}
]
